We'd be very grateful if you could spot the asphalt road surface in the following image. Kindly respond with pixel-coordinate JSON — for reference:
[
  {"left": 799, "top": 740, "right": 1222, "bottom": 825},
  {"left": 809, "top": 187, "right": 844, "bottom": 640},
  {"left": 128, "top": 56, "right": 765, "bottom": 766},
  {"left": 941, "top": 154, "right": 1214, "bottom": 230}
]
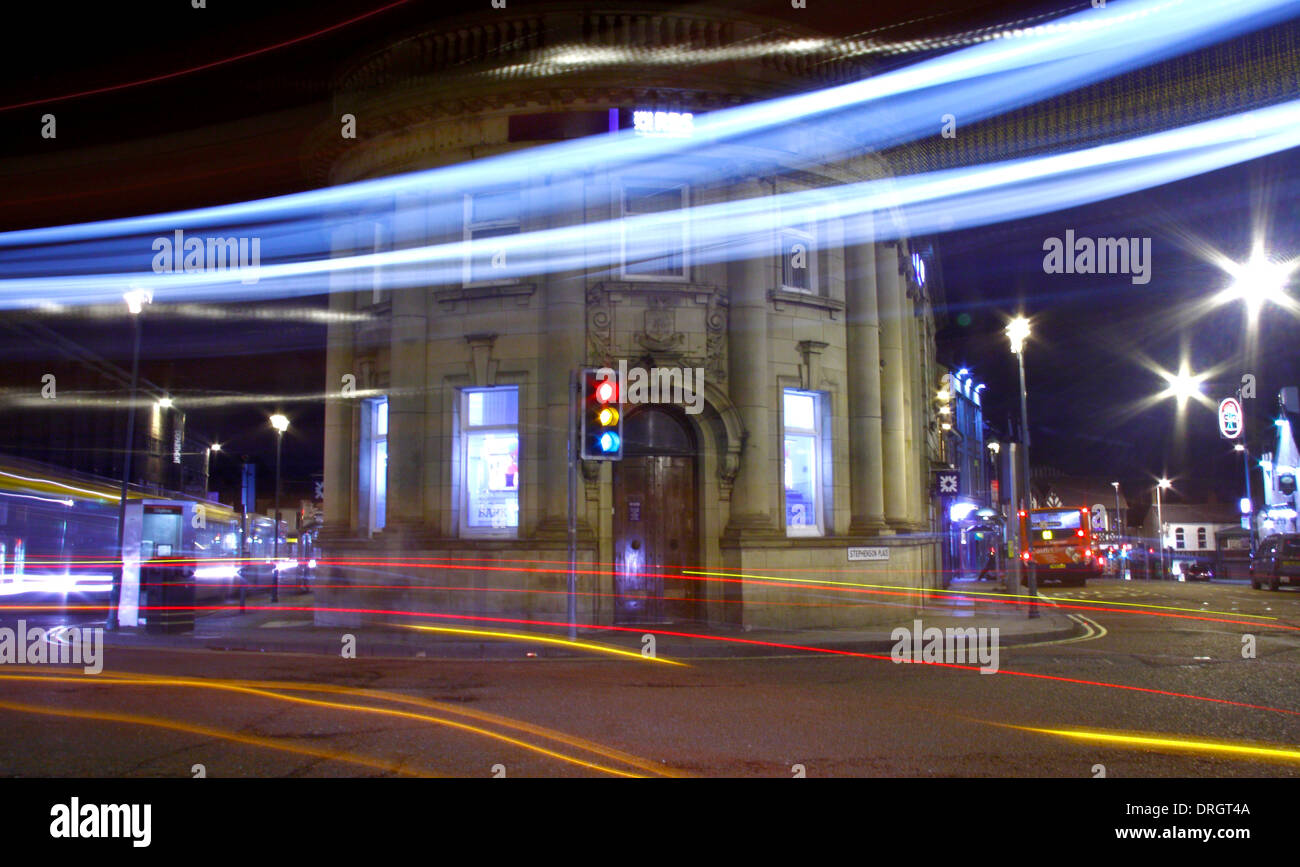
[{"left": 0, "top": 578, "right": 1298, "bottom": 777}]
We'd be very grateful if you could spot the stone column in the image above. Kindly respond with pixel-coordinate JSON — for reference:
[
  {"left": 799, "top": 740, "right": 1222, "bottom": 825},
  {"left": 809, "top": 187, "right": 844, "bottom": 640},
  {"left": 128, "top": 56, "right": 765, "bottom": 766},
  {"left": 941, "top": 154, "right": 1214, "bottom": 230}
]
[
  {"left": 323, "top": 223, "right": 357, "bottom": 537},
  {"left": 725, "top": 179, "right": 777, "bottom": 533},
  {"left": 845, "top": 217, "right": 887, "bottom": 533},
  {"left": 385, "top": 192, "right": 428, "bottom": 530},
  {"left": 877, "top": 241, "right": 908, "bottom": 527}
]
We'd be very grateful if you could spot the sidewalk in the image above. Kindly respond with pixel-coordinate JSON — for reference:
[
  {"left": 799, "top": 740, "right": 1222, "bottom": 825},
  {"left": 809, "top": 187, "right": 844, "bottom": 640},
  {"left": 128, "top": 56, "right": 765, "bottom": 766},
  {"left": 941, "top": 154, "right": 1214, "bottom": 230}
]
[{"left": 100, "top": 582, "right": 1081, "bottom": 661}]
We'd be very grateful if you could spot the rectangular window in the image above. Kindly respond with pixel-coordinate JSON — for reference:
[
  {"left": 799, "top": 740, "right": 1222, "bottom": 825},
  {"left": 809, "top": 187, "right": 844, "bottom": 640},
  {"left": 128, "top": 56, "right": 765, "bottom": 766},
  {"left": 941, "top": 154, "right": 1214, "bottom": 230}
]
[
  {"left": 780, "top": 227, "right": 817, "bottom": 294},
  {"left": 783, "top": 389, "right": 824, "bottom": 536},
  {"left": 360, "top": 397, "right": 388, "bottom": 535},
  {"left": 464, "top": 189, "right": 521, "bottom": 285},
  {"left": 621, "top": 182, "right": 688, "bottom": 280},
  {"left": 461, "top": 387, "right": 519, "bottom": 535}
]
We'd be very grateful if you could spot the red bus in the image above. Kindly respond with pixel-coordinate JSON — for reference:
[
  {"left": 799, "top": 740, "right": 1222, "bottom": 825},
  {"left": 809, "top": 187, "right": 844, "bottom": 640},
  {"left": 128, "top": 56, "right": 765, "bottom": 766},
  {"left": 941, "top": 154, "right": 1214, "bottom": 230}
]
[{"left": 1019, "top": 506, "right": 1102, "bottom": 587}]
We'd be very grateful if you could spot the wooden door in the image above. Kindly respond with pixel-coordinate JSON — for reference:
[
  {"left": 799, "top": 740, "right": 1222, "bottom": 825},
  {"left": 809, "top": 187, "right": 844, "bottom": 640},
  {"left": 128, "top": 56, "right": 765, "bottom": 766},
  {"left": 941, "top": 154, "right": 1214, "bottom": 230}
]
[{"left": 613, "top": 455, "right": 698, "bottom": 623}]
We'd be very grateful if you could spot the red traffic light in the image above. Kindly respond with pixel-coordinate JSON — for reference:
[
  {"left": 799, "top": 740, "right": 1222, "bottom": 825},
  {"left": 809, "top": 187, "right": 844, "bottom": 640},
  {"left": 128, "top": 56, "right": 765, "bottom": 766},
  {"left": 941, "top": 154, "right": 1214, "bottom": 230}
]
[{"left": 581, "top": 369, "right": 624, "bottom": 461}]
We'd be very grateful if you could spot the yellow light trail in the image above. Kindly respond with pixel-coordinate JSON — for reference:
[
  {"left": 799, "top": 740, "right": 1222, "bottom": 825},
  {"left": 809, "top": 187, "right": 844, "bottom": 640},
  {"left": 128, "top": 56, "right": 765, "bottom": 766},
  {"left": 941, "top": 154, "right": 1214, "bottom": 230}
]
[
  {"left": 684, "top": 569, "right": 1279, "bottom": 622},
  {"left": 400, "top": 623, "right": 689, "bottom": 666},
  {"left": 64, "top": 667, "right": 685, "bottom": 777},
  {"left": 1010, "top": 723, "right": 1300, "bottom": 764},
  {"left": 211, "top": 675, "right": 689, "bottom": 778},
  {"left": 0, "top": 671, "right": 660, "bottom": 777},
  {"left": 0, "top": 696, "right": 436, "bottom": 776}
]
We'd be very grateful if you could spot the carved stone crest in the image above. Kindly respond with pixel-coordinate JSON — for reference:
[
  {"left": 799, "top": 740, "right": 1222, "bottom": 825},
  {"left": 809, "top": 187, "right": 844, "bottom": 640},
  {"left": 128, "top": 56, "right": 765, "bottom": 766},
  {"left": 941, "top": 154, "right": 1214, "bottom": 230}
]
[{"left": 636, "top": 296, "right": 685, "bottom": 352}]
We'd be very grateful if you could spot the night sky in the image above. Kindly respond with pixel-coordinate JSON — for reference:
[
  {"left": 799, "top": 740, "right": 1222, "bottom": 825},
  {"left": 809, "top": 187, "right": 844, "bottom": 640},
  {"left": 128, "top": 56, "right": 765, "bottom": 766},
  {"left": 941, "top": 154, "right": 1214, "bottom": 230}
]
[{"left": 0, "top": 0, "right": 1296, "bottom": 512}]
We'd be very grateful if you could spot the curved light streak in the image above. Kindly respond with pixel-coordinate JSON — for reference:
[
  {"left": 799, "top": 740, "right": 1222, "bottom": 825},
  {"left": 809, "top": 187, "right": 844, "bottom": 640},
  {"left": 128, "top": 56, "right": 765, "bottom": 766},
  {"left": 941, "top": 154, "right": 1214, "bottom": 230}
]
[
  {"left": 400, "top": 623, "right": 687, "bottom": 665},
  {"left": 1010, "top": 723, "right": 1300, "bottom": 764},
  {"left": 0, "top": 694, "right": 436, "bottom": 776},
  {"left": 0, "top": 0, "right": 1292, "bottom": 258},
  {"left": 0, "top": 671, "right": 651, "bottom": 777},
  {"left": 4, "top": 98, "right": 1300, "bottom": 309},
  {"left": 63, "top": 604, "right": 1300, "bottom": 716}
]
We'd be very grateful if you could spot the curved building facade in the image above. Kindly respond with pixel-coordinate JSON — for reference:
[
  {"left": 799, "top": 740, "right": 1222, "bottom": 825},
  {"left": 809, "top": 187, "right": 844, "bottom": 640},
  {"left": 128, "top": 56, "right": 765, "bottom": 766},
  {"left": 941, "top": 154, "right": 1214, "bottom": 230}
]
[{"left": 315, "top": 6, "right": 945, "bottom": 629}]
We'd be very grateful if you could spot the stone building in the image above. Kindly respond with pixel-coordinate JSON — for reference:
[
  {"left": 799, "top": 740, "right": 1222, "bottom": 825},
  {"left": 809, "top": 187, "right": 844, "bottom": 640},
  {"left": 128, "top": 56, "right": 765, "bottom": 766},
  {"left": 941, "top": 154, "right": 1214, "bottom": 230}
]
[{"left": 313, "top": 6, "right": 944, "bottom": 629}]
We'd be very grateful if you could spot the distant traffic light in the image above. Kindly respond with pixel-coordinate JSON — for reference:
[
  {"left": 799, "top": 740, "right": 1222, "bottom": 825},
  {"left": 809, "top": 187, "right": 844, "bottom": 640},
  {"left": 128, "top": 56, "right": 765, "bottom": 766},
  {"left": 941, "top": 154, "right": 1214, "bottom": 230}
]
[{"left": 580, "top": 368, "right": 623, "bottom": 460}]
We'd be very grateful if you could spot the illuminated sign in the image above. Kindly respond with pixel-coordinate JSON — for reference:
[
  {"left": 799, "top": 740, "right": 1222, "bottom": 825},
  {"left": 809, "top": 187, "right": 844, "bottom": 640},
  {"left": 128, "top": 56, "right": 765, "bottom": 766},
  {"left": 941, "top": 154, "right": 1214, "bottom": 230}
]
[
  {"left": 1218, "top": 396, "right": 1243, "bottom": 439},
  {"left": 633, "top": 110, "right": 694, "bottom": 138}
]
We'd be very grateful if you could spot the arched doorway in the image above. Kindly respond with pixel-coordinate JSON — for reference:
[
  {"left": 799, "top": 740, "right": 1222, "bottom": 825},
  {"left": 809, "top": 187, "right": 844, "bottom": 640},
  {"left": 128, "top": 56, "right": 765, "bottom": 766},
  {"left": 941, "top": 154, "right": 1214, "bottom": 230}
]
[{"left": 612, "top": 406, "right": 700, "bottom": 623}]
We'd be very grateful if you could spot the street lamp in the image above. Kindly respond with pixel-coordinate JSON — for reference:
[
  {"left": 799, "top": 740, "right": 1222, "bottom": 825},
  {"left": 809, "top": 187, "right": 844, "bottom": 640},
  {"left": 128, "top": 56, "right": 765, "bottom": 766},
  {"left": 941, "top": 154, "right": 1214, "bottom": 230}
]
[
  {"left": 109, "top": 288, "right": 153, "bottom": 631},
  {"left": 269, "top": 413, "right": 289, "bottom": 603},
  {"left": 1219, "top": 245, "right": 1296, "bottom": 320},
  {"left": 1156, "top": 363, "right": 1207, "bottom": 410},
  {"left": 1155, "top": 477, "right": 1172, "bottom": 580},
  {"left": 1006, "top": 315, "right": 1037, "bottom": 618}
]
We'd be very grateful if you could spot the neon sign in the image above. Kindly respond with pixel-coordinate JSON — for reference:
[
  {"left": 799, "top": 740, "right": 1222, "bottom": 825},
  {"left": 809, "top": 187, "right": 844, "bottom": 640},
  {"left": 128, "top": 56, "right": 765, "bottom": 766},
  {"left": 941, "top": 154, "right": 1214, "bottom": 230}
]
[{"left": 633, "top": 110, "right": 694, "bottom": 138}]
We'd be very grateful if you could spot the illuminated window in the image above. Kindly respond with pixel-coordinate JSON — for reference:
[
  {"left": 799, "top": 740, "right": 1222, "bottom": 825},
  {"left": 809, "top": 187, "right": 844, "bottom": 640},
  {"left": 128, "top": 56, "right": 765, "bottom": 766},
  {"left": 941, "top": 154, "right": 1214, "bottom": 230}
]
[
  {"left": 780, "top": 227, "right": 817, "bottom": 294},
  {"left": 464, "top": 189, "right": 521, "bottom": 285},
  {"left": 621, "top": 183, "right": 688, "bottom": 280},
  {"left": 360, "top": 397, "right": 388, "bottom": 535},
  {"left": 783, "top": 389, "right": 826, "bottom": 537},
  {"left": 461, "top": 387, "right": 519, "bottom": 536}
]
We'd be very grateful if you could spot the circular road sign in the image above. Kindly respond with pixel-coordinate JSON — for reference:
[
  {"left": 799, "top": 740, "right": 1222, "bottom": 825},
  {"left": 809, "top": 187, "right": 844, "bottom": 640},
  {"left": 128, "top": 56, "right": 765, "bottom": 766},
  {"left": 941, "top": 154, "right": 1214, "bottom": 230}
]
[{"left": 1218, "top": 397, "right": 1243, "bottom": 439}]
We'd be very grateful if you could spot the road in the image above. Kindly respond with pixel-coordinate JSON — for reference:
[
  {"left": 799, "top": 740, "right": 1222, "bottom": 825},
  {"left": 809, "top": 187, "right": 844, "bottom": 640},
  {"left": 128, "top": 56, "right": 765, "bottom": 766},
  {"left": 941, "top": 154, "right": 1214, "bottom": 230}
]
[{"left": 0, "top": 578, "right": 1298, "bottom": 777}]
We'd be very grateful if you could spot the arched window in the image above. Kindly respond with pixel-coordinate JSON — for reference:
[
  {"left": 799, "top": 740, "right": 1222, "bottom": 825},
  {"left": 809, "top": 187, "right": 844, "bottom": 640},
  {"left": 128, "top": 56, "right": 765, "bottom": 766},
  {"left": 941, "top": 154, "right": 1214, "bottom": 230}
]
[{"left": 1175, "top": 527, "right": 1185, "bottom": 549}]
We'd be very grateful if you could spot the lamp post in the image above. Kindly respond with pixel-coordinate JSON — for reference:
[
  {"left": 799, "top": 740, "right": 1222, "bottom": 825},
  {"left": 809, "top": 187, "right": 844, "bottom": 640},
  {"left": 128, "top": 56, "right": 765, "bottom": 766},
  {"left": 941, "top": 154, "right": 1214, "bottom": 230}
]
[
  {"left": 109, "top": 289, "right": 153, "bottom": 631},
  {"left": 1235, "top": 442, "right": 1256, "bottom": 552},
  {"left": 1111, "top": 481, "right": 1122, "bottom": 575},
  {"left": 205, "top": 441, "right": 218, "bottom": 481},
  {"left": 1006, "top": 315, "right": 1037, "bottom": 618},
  {"left": 987, "top": 440, "right": 1001, "bottom": 506},
  {"left": 1155, "top": 477, "right": 1171, "bottom": 580},
  {"left": 269, "top": 413, "right": 289, "bottom": 603}
]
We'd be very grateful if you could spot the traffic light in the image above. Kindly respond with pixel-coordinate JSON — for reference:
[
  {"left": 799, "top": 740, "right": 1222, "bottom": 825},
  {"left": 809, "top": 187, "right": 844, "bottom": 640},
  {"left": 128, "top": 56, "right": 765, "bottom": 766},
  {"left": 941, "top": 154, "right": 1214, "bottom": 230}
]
[{"left": 580, "top": 368, "right": 623, "bottom": 460}]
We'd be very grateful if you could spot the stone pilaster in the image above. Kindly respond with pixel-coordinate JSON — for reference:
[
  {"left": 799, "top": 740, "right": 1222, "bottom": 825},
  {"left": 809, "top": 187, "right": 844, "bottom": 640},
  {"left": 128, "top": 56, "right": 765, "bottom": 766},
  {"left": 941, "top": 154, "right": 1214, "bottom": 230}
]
[
  {"left": 724, "top": 179, "right": 777, "bottom": 536},
  {"left": 845, "top": 218, "right": 888, "bottom": 534},
  {"left": 876, "top": 241, "right": 908, "bottom": 528}
]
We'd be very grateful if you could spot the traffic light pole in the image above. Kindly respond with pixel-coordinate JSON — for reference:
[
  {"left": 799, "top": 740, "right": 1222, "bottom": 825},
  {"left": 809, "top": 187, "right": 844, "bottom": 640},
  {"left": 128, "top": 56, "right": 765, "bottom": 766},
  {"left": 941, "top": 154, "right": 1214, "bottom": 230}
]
[{"left": 567, "top": 369, "right": 578, "bottom": 641}]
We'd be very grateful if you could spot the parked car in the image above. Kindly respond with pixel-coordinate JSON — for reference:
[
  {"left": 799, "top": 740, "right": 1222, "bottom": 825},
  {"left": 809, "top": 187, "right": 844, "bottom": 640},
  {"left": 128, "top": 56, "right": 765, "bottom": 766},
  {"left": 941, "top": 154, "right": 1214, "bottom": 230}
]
[
  {"left": 1183, "top": 561, "right": 1214, "bottom": 581},
  {"left": 1249, "top": 534, "right": 1300, "bottom": 590}
]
